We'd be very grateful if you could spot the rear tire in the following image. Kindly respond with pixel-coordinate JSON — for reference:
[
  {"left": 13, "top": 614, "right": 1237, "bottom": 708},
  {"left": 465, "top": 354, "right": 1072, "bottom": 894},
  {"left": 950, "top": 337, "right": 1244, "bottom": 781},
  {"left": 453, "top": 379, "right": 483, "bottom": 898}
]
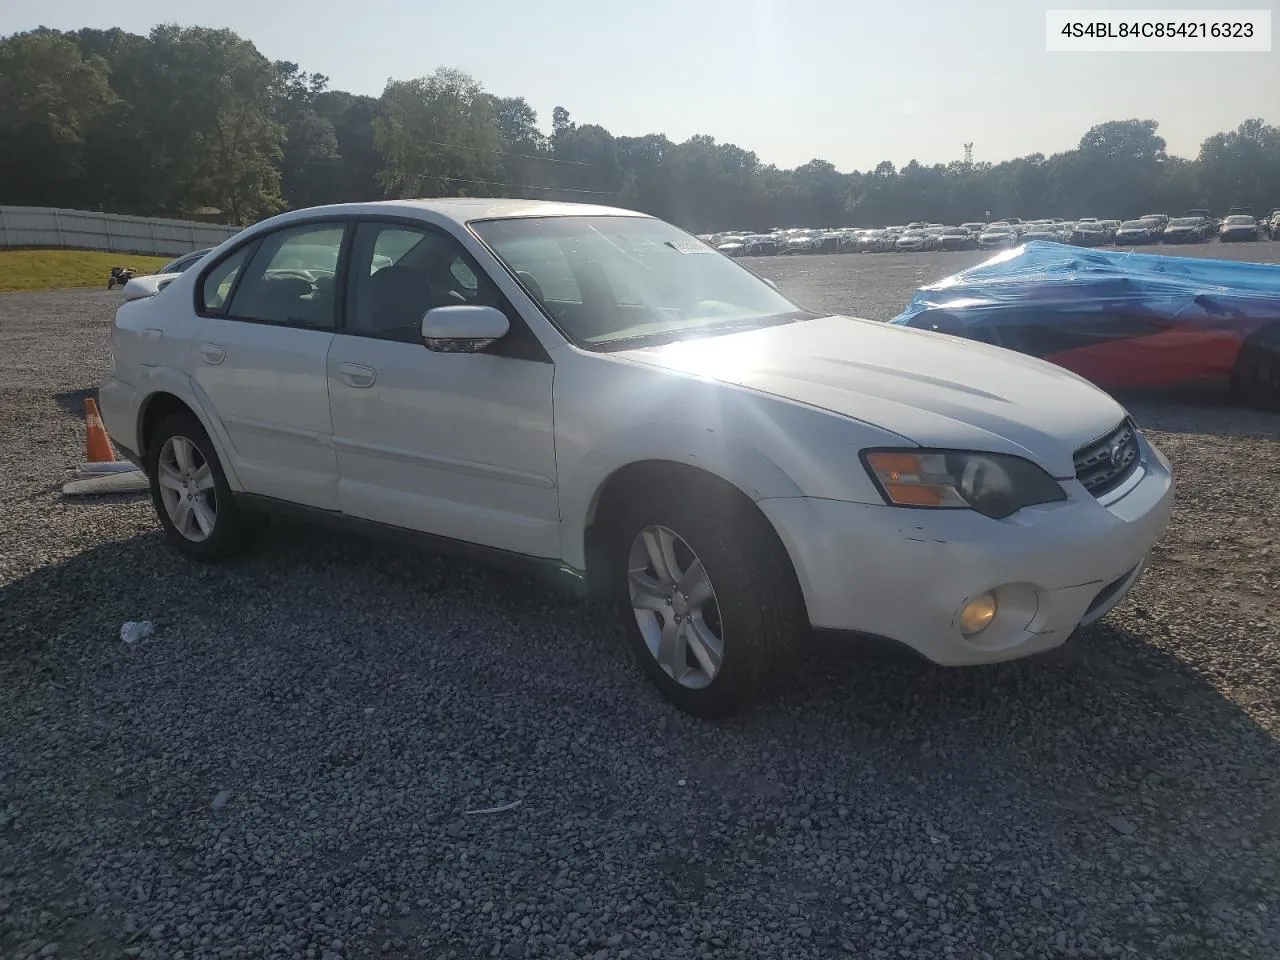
[
  {"left": 607, "top": 482, "right": 807, "bottom": 718},
  {"left": 146, "top": 413, "right": 256, "bottom": 562},
  {"left": 1232, "top": 326, "right": 1280, "bottom": 412}
]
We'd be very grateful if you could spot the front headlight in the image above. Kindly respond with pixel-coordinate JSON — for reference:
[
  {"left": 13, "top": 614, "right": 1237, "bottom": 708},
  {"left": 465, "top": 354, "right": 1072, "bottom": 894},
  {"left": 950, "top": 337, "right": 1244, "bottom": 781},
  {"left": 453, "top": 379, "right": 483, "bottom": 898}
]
[{"left": 862, "top": 449, "right": 1066, "bottom": 519}]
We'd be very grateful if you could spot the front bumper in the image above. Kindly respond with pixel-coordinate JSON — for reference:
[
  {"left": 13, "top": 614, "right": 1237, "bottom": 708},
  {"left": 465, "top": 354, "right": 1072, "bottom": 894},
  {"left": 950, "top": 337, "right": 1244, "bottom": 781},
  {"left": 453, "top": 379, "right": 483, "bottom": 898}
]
[{"left": 759, "top": 435, "right": 1175, "bottom": 666}]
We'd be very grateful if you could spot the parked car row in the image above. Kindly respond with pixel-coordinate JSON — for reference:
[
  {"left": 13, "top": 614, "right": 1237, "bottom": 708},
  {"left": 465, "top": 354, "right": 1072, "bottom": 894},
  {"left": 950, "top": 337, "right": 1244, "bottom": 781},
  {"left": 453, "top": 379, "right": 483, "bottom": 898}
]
[{"left": 698, "top": 208, "right": 1280, "bottom": 256}]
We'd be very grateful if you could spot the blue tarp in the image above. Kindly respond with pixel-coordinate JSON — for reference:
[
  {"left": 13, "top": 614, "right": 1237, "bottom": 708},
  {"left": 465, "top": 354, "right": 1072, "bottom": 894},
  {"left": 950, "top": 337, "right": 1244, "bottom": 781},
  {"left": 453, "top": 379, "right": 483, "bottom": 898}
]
[{"left": 889, "top": 241, "right": 1280, "bottom": 331}]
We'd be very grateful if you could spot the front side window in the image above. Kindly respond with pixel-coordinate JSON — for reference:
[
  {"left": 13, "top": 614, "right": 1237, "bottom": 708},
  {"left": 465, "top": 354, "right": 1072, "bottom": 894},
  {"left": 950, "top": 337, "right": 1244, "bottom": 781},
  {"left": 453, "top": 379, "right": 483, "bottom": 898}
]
[
  {"left": 471, "top": 215, "right": 815, "bottom": 349},
  {"left": 345, "top": 222, "right": 505, "bottom": 342},
  {"left": 225, "top": 224, "right": 346, "bottom": 329}
]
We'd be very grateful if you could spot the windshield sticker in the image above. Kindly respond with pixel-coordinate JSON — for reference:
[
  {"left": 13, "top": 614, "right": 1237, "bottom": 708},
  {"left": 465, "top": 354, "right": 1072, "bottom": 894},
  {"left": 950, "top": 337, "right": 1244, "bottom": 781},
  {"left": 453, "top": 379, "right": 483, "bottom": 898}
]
[{"left": 665, "top": 239, "right": 715, "bottom": 255}]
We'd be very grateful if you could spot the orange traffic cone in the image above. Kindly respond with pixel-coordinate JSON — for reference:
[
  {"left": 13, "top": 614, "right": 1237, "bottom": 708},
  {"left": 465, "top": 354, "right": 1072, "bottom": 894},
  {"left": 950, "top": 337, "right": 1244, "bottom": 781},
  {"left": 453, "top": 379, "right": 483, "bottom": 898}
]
[
  {"left": 84, "top": 397, "right": 117, "bottom": 464},
  {"left": 64, "top": 396, "right": 148, "bottom": 495}
]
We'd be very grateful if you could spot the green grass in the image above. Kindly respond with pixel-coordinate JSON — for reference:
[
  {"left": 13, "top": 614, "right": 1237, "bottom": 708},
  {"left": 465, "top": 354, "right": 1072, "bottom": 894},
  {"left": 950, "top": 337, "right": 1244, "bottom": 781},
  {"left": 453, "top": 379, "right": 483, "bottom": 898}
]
[{"left": 0, "top": 249, "right": 172, "bottom": 293}]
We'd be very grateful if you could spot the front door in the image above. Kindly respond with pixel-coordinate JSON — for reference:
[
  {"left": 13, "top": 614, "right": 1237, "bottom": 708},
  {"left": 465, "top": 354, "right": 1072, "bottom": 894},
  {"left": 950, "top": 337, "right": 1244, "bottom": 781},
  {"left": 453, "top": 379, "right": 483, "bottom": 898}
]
[
  {"left": 187, "top": 221, "right": 347, "bottom": 509},
  {"left": 326, "top": 220, "right": 559, "bottom": 557}
]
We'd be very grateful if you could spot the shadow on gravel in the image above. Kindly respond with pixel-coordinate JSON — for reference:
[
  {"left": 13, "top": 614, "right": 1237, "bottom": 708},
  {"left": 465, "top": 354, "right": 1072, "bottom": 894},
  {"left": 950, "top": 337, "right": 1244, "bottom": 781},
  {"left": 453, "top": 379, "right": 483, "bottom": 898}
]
[
  {"left": 1119, "top": 389, "right": 1280, "bottom": 441},
  {"left": 4, "top": 519, "right": 1278, "bottom": 956},
  {"left": 53, "top": 386, "right": 97, "bottom": 419}
]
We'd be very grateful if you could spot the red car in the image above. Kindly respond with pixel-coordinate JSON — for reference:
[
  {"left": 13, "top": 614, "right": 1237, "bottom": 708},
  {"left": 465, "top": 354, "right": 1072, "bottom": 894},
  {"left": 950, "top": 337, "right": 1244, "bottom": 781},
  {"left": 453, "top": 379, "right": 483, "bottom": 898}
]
[{"left": 892, "top": 241, "right": 1280, "bottom": 411}]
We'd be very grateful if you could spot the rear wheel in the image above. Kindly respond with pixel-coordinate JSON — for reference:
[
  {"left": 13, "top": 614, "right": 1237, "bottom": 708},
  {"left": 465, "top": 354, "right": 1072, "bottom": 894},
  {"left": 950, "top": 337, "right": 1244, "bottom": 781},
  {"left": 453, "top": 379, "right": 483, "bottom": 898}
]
[
  {"left": 608, "top": 483, "right": 807, "bottom": 717},
  {"left": 147, "top": 413, "right": 256, "bottom": 561},
  {"left": 1232, "top": 326, "right": 1280, "bottom": 412}
]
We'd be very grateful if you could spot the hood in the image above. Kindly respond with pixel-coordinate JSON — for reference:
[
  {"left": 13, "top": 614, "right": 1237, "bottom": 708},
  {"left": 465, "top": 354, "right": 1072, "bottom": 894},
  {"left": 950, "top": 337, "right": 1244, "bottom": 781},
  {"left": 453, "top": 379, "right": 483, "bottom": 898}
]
[{"left": 611, "top": 315, "right": 1126, "bottom": 477}]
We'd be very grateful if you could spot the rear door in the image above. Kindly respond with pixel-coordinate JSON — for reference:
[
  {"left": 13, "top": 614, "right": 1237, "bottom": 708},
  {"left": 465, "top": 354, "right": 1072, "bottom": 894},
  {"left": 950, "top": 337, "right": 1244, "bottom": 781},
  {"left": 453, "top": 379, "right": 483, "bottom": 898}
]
[{"left": 188, "top": 221, "right": 348, "bottom": 509}]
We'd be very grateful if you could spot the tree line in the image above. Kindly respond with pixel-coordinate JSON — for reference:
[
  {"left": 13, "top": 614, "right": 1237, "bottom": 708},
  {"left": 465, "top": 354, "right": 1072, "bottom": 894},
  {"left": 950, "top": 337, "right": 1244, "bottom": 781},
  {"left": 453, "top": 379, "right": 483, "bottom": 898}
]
[{"left": 2, "top": 25, "right": 1279, "bottom": 232}]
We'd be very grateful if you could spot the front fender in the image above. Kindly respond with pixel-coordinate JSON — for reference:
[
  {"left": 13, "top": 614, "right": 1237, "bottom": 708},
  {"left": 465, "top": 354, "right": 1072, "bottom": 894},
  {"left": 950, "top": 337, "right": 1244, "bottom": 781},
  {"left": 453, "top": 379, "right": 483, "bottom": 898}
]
[{"left": 557, "top": 422, "right": 805, "bottom": 571}]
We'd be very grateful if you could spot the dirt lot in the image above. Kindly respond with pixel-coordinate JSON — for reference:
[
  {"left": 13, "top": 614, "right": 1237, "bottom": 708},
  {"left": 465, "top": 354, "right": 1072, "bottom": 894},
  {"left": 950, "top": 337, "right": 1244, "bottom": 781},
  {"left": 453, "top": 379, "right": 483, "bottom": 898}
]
[{"left": 1, "top": 246, "right": 1278, "bottom": 960}]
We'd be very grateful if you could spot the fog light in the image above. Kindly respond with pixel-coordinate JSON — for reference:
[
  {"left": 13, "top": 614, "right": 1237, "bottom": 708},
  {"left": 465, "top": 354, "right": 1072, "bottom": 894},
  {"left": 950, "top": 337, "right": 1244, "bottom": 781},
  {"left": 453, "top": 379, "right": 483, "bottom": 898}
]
[{"left": 959, "top": 592, "right": 998, "bottom": 637}]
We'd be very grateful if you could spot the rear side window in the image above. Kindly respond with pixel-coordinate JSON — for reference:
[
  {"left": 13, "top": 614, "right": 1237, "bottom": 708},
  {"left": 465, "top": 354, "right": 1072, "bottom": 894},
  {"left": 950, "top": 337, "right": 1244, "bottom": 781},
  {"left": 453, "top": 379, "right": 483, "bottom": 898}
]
[
  {"left": 225, "top": 224, "right": 347, "bottom": 329},
  {"left": 200, "top": 245, "right": 254, "bottom": 315}
]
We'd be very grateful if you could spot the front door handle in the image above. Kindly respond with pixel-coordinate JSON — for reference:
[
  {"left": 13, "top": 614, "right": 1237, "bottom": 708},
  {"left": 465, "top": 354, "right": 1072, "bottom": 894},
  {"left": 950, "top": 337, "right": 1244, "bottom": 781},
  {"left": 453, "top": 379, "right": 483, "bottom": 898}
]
[
  {"left": 340, "top": 362, "right": 376, "bottom": 388},
  {"left": 199, "top": 342, "right": 226, "bottom": 365}
]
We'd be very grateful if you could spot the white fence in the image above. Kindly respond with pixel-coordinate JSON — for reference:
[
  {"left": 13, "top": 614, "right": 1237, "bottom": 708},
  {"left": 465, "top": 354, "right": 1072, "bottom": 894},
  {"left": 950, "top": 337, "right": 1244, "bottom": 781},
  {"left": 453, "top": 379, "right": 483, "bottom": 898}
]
[{"left": 0, "top": 206, "right": 242, "bottom": 256}]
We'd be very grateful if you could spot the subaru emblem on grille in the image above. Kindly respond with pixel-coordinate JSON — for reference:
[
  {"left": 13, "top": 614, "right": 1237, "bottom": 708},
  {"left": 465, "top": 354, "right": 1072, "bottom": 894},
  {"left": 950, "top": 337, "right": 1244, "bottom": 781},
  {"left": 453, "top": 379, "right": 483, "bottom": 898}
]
[{"left": 1108, "top": 439, "right": 1126, "bottom": 469}]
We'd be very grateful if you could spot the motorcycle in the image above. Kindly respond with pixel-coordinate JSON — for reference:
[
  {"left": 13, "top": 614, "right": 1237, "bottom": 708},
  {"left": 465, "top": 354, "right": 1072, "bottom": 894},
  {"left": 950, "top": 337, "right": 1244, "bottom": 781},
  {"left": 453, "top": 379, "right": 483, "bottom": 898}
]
[{"left": 108, "top": 265, "right": 138, "bottom": 290}]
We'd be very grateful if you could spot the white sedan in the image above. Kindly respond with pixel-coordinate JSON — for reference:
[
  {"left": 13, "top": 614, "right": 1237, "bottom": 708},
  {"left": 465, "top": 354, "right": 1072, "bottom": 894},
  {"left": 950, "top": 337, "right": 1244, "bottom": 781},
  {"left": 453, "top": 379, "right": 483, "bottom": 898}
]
[{"left": 100, "top": 199, "right": 1174, "bottom": 716}]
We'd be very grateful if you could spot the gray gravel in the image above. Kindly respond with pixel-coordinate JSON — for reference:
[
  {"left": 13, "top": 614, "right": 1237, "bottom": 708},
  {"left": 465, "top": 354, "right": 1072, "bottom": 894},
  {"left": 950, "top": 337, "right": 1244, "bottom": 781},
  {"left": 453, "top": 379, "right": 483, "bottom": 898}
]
[{"left": 2, "top": 252, "right": 1279, "bottom": 960}]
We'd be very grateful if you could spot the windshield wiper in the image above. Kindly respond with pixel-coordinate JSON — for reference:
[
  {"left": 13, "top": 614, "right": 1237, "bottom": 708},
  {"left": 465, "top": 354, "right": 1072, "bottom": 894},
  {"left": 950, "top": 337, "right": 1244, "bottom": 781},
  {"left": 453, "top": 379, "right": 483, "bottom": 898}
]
[{"left": 692, "top": 311, "right": 814, "bottom": 335}]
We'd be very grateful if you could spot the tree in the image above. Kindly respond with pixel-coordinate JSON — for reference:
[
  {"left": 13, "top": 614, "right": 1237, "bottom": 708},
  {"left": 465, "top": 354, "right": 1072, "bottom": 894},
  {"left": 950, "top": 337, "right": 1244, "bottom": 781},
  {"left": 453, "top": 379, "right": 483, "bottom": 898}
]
[
  {"left": 1197, "top": 119, "right": 1280, "bottom": 214},
  {"left": 275, "top": 61, "right": 340, "bottom": 209},
  {"left": 373, "top": 67, "right": 502, "bottom": 198},
  {"left": 313, "top": 91, "right": 384, "bottom": 203},
  {"left": 0, "top": 31, "right": 112, "bottom": 207},
  {"left": 1078, "top": 119, "right": 1167, "bottom": 163},
  {"left": 484, "top": 95, "right": 550, "bottom": 195},
  {"left": 552, "top": 123, "right": 626, "bottom": 201},
  {"left": 79, "top": 25, "right": 285, "bottom": 221},
  {"left": 1070, "top": 119, "right": 1168, "bottom": 216},
  {"left": 4, "top": 24, "right": 1280, "bottom": 231}
]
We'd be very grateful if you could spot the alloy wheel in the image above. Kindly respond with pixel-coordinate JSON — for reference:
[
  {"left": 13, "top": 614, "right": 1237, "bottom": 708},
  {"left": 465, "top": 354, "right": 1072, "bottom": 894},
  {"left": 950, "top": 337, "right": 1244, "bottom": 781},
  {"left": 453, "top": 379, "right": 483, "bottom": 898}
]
[
  {"left": 156, "top": 435, "right": 217, "bottom": 542},
  {"left": 627, "top": 525, "right": 724, "bottom": 689}
]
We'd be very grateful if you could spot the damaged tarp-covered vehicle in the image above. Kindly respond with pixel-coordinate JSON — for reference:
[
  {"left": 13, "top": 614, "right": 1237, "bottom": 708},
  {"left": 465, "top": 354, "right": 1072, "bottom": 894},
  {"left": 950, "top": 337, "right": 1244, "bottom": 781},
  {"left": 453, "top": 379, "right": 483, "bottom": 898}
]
[{"left": 890, "top": 241, "right": 1280, "bottom": 411}]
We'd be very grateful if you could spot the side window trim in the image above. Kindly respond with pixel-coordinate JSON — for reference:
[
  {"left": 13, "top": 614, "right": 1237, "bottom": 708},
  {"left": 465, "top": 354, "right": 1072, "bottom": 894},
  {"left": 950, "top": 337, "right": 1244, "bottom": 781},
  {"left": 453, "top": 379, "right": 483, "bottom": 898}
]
[
  {"left": 193, "top": 218, "right": 353, "bottom": 331},
  {"left": 194, "top": 237, "right": 261, "bottom": 319},
  {"left": 342, "top": 215, "right": 551, "bottom": 363}
]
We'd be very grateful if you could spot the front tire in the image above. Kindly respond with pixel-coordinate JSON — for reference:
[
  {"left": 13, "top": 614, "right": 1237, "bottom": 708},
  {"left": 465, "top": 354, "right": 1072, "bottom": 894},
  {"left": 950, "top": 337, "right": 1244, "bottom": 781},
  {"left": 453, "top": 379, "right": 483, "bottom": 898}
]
[
  {"left": 147, "top": 413, "right": 256, "bottom": 561},
  {"left": 1232, "top": 326, "right": 1280, "bottom": 412},
  {"left": 609, "top": 485, "right": 807, "bottom": 717}
]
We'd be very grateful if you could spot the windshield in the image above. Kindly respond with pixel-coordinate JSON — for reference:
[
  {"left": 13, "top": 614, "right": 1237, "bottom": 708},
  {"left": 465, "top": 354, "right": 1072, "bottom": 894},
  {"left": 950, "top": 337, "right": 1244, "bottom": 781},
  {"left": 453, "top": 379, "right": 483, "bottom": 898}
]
[
  {"left": 1119, "top": 221, "right": 1148, "bottom": 229},
  {"left": 471, "top": 215, "right": 815, "bottom": 349},
  {"left": 1225, "top": 215, "right": 1254, "bottom": 224},
  {"left": 1168, "top": 218, "right": 1197, "bottom": 226},
  {"left": 985, "top": 227, "right": 1011, "bottom": 234}
]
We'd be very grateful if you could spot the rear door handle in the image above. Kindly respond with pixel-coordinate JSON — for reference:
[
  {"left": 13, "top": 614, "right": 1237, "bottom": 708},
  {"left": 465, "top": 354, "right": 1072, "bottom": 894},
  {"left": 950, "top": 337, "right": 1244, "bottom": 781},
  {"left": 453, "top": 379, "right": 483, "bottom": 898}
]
[
  {"left": 340, "top": 362, "right": 376, "bottom": 388},
  {"left": 199, "top": 342, "right": 226, "bottom": 365}
]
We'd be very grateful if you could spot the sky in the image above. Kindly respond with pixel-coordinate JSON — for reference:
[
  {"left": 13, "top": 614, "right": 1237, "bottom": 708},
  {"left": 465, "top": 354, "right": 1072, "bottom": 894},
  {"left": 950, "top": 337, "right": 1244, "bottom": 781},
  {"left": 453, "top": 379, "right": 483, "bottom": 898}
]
[{"left": 4, "top": 0, "right": 1277, "bottom": 172}]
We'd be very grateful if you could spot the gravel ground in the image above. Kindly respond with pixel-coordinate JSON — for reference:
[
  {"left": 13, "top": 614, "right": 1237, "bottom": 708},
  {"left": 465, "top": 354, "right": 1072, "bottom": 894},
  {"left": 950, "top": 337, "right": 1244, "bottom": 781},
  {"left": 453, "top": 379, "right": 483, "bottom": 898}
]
[{"left": 2, "top": 248, "right": 1279, "bottom": 960}]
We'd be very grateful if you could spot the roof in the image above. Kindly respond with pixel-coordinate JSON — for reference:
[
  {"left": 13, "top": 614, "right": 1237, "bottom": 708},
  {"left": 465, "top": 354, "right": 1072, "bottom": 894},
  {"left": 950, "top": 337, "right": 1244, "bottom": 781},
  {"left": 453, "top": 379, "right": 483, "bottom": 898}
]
[
  {"left": 216, "top": 198, "right": 652, "bottom": 252},
  {"left": 315, "top": 197, "right": 645, "bottom": 223}
]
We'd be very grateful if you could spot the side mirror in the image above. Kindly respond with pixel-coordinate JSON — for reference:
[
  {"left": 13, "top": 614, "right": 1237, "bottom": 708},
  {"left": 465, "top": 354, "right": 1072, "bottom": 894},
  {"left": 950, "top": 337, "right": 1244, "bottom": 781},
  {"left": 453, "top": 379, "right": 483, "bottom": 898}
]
[{"left": 421, "top": 304, "right": 509, "bottom": 353}]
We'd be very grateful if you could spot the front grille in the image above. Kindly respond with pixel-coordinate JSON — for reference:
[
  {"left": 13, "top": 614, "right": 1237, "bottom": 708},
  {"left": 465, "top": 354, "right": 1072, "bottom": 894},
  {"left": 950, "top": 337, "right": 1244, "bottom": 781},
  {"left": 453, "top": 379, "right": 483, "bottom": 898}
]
[{"left": 1074, "top": 419, "right": 1141, "bottom": 498}]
